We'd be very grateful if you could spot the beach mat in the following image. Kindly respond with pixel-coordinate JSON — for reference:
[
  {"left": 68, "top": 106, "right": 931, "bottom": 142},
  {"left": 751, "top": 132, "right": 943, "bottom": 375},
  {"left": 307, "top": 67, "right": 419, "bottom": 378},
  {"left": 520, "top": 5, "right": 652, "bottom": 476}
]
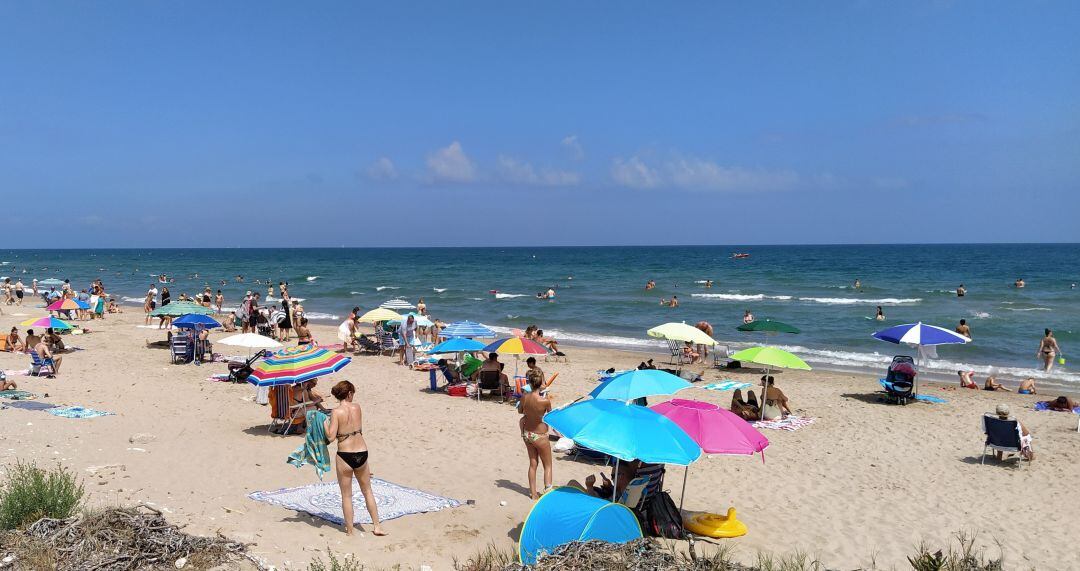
[
  {"left": 913, "top": 394, "right": 947, "bottom": 404},
  {"left": 249, "top": 478, "right": 460, "bottom": 525},
  {"left": 1034, "top": 401, "right": 1080, "bottom": 414},
  {"left": 753, "top": 416, "right": 815, "bottom": 431},
  {"left": 701, "top": 381, "right": 752, "bottom": 393},
  {"left": 5, "top": 401, "right": 58, "bottom": 411},
  {"left": 46, "top": 406, "right": 113, "bottom": 419},
  {"left": 0, "top": 390, "right": 38, "bottom": 400},
  {"left": 206, "top": 373, "right": 231, "bottom": 382},
  {"left": 2, "top": 370, "right": 30, "bottom": 377}
]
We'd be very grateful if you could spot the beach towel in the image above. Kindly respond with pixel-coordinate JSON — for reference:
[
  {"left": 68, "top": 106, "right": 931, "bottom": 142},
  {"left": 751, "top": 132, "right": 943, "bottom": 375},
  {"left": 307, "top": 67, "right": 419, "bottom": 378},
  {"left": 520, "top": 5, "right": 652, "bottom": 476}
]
[
  {"left": 913, "top": 394, "right": 947, "bottom": 404},
  {"left": 5, "top": 401, "right": 58, "bottom": 411},
  {"left": 1034, "top": 401, "right": 1080, "bottom": 414},
  {"left": 287, "top": 410, "right": 331, "bottom": 479},
  {"left": 2, "top": 370, "right": 30, "bottom": 378},
  {"left": 248, "top": 478, "right": 460, "bottom": 525},
  {"left": 753, "top": 416, "right": 815, "bottom": 431},
  {"left": 46, "top": 406, "right": 112, "bottom": 419},
  {"left": 0, "top": 390, "right": 37, "bottom": 400},
  {"left": 701, "top": 381, "right": 752, "bottom": 393},
  {"left": 206, "top": 373, "right": 231, "bottom": 382}
]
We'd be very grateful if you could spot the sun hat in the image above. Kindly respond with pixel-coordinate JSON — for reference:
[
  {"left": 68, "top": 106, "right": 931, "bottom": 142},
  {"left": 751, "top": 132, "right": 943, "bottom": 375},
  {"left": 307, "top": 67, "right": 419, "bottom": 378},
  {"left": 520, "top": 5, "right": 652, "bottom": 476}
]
[{"left": 995, "top": 403, "right": 1011, "bottom": 417}]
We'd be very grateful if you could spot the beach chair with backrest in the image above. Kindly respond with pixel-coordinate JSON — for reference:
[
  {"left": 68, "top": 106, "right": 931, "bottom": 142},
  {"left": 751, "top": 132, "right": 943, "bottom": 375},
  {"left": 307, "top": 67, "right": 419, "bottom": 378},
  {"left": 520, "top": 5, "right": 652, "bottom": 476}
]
[
  {"left": 268, "top": 385, "right": 307, "bottom": 435},
  {"left": 28, "top": 351, "right": 55, "bottom": 377},
  {"left": 377, "top": 329, "right": 399, "bottom": 356},
  {"left": 981, "top": 414, "right": 1028, "bottom": 468},
  {"left": 666, "top": 340, "right": 685, "bottom": 367},
  {"left": 170, "top": 334, "right": 192, "bottom": 364},
  {"left": 711, "top": 344, "right": 730, "bottom": 368},
  {"left": 476, "top": 369, "right": 505, "bottom": 402}
]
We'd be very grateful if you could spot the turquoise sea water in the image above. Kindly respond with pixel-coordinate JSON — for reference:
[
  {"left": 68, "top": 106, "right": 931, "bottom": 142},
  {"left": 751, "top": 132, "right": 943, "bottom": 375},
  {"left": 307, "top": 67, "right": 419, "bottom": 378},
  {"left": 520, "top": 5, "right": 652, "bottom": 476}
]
[{"left": 3, "top": 245, "right": 1078, "bottom": 388}]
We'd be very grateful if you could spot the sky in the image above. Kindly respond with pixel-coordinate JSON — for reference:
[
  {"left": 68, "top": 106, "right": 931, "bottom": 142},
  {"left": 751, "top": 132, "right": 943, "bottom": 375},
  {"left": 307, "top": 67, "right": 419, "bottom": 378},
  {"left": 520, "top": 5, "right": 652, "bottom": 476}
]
[{"left": 2, "top": 1, "right": 1078, "bottom": 247}]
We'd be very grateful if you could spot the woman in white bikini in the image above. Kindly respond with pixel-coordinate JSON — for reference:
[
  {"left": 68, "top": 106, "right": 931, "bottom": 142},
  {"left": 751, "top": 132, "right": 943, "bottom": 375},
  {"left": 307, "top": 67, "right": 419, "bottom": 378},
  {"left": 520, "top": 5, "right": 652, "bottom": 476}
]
[{"left": 324, "top": 380, "right": 386, "bottom": 537}]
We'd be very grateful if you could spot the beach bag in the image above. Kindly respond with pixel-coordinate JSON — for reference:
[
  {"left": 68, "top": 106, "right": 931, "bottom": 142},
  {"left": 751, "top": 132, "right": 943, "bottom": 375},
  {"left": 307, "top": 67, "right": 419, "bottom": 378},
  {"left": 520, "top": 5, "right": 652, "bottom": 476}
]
[
  {"left": 642, "top": 491, "right": 686, "bottom": 539},
  {"left": 446, "top": 384, "right": 468, "bottom": 397}
]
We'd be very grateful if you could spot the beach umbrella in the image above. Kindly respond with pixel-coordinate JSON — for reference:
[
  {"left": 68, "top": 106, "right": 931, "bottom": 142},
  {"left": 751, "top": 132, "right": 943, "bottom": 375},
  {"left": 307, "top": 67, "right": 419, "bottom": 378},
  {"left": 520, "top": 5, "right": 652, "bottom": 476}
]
[
  {"left": 440, "top": 320, "right": 496, "bottom": 339},
  {"left": 357, "top": 308, "right": 402, "bottom": 323},
  {"left": 379, "top": 298, "right": 416, "bottom": 310},
  {"left": 247, "top": 345, "right": 351, "bottom": 387},
  {"left": 150, "top": 301, "right": 214, "bottom": 317},
  {"left": 589, "top": 369, "right": 692, "bottom": 402},
  {"left": 430, "top": 337, "right": 485, "bottom": 354},
  {"left": 728, "top": 346, "right": 811, "bottom": 420},
  {"left": 172, "top": 314, "right": 222, "bottom": 329},
  {"left": 872, "top": 322, "right": 970, "bottom": 394},
  {"left": 736, "top": 319, "right": 800, "bottom": 335},
  {"left": 647, "top": 322, "right": 718, "bottom": 346},
  {"left": 651, "top": 399, "right": 769, "bottom": 512},
  {"left": 482, "top": 337, "right": 549, "bottom": 355},
  {"left": 545, "top": 401, "right": 701, "bottom": 500},
  {"left": 19, "top": 316, "right": 73, "bottom": 330},
  {"left": 46, "top": 298, "right": 90, "bottom": 311},
  {"left": 389, "top": 312, "right": 433, "bottom": 327}
]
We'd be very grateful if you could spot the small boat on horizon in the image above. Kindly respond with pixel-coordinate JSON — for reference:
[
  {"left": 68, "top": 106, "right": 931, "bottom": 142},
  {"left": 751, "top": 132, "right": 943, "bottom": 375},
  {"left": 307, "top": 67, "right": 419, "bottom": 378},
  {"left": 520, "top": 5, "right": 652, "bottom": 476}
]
[{"left": 731, "top": 252, "right": 750, "bottom": 259}]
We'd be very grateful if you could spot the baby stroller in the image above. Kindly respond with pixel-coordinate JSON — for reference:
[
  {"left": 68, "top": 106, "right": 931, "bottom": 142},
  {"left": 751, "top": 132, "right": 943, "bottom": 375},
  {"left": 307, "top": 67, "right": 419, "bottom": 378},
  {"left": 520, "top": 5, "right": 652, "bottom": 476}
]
[
  {"left": 228, "top": 350, "right": 266, "bottom": 383},
  {"left": 880, "top": 355, "right": 916, "bottom": 404}
]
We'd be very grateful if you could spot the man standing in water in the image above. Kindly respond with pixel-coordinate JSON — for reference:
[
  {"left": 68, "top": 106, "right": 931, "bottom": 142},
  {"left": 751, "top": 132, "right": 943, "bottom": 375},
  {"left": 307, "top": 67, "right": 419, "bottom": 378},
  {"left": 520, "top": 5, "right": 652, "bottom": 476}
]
[
  {"left": 956, "top": 319, "right": 972, "bottom": 339},
  {"left": 957, "top": 284, "right": 966, "bottom": 297}
]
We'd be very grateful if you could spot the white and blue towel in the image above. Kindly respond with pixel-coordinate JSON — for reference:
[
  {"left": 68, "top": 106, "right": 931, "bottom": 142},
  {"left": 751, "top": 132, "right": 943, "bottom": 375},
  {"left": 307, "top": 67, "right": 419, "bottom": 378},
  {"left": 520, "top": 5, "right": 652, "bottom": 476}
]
[
  {"left": 249, "top": 478, "right": 460, "bottom": 525},
  {"left": 46, "top": 406, "right": 113, "bottom": 419},
  {"left": 702, "top": 381, "right": 752, "bottom": 392}
]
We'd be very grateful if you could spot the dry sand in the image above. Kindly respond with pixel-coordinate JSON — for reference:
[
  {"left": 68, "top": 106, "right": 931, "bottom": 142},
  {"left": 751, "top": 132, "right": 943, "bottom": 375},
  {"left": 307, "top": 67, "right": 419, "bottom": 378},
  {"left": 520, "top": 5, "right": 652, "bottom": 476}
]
[{"left": 0, "top": 310, "right": 1077, "bottom": 570}]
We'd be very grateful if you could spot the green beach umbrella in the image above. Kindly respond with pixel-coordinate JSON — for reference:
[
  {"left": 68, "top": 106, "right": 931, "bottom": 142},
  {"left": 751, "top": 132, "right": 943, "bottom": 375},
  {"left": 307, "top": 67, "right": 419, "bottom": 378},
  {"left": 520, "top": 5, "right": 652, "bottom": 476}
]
[
  {"left": 729, "top": 346, "right": 810, "bottom": 420},
  {"left": 150, "top": 301, "right": 214, "bottom": 317},
  {"left": 729, "top": 346, "right": 810, "bottom": 370},
  {"left": 736, "top": 319, "right": 801, "bottom": 335}
]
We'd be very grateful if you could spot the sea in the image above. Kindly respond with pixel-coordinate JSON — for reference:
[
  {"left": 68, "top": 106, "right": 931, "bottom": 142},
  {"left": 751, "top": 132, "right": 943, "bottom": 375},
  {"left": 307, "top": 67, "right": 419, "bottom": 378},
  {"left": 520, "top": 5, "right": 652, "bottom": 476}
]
[{"left": 3, "top": 245, "right": 1078, "bottom": 389}]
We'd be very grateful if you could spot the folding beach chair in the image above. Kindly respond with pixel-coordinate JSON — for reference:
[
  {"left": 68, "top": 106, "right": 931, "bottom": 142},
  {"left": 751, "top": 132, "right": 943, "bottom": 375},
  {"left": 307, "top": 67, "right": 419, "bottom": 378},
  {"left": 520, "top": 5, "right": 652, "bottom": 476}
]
[
  {"left": 376, "top": 329, "right": 399, "bottom": 356},
  {"left": 267, "top": 385, "right": 311, "bottom": 436},
  {"left": 666, "top": 340, "right": 685, "bottom": 367},
  {"left": 476, "top": 370, "right": 505, "bottom": 403},
  {"left": 711, "top": 344, "right": 731, "bottom": 368},
  {"left": 28, "top": 351, "right": 55, "bottom": 377},
  {"left": 981, "top": 414, "right": 1029, "bottom": 468},
  {"left": 170, "top": 334, "right": 192, "bottom": 364}
]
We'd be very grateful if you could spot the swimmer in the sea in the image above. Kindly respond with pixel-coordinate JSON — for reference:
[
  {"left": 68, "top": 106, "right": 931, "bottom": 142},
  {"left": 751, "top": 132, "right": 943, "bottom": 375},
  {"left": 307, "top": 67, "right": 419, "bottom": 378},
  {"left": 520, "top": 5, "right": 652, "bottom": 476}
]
[
  {"left": 957, "top": 284, "right": 966, "bottom": 297},
  {"left": 874, "top": 306, "right": 885, "bottom": 321},
  {"left": 854, "top": 278, "right": 861, "bottom": 291},
  {"left": 1015, "top": 277, "right": 1025, "bottom": 288}
]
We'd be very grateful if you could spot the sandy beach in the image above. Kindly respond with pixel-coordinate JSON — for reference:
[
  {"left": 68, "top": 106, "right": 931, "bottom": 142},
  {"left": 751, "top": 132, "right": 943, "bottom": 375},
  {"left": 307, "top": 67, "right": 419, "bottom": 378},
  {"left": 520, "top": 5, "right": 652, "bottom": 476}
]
[{"left": 1, "top": 310, "right": 1077, "bottom": 570}]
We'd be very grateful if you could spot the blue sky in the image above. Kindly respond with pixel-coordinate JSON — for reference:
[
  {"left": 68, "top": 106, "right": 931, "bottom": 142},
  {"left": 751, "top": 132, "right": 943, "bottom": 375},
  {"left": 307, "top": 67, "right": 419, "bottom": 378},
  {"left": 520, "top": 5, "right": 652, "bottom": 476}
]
[{"left": 3, "top": 2, "right": 1078, "bottom": 247}]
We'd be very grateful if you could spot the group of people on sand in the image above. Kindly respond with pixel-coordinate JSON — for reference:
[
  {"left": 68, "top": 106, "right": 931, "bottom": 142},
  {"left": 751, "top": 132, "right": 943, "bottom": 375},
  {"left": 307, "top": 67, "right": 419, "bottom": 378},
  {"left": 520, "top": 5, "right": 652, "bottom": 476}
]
[
  {"left": 957, "top": 370, "right": 1038, "bottom": 393},
  {"left": 729, "top": 376, "right": 792, "bottom": 421}
]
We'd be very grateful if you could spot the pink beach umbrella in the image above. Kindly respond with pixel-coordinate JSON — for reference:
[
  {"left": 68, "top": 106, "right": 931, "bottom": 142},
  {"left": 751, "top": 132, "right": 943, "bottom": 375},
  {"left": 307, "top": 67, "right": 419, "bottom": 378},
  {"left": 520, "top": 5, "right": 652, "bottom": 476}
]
[{"left": 651, "top": 398, "right": 769, "bottom": 512}]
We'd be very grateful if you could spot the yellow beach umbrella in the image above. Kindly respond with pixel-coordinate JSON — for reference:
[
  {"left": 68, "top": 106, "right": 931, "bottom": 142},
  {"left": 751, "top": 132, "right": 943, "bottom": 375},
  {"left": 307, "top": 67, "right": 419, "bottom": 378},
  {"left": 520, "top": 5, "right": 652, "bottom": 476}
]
[
  {"left": 357, "top": 308, "right": 402, "bottom": 323},
  {"left": 647, "top": 322, "right": 717, "bottom": 346}
]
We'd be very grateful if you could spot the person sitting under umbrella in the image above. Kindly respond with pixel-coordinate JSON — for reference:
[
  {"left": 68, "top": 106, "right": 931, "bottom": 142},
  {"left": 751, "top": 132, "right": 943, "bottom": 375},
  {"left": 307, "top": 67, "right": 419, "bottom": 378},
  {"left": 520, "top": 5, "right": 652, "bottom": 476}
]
[
  {"left": 476, "top": 353, "right": 511, "bottom": 395},
  {"left": 44, "top": 328, "right": 65, "bottom": 354},
  {"left": 567, "top": 460, "right": 665, "bottom": 505},
  {"left": 761, "top": 376, "right": 791, "bottom": 420},
  {"left": 682, "top": 342, "right": 700, "bottom": 364}
]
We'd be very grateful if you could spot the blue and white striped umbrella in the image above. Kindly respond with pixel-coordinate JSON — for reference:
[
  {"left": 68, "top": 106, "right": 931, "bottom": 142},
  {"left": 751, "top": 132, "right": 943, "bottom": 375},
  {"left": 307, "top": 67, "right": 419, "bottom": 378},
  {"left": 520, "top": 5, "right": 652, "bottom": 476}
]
[
  {"left": 872, "top": 322, "right": 971, "bottom": 346},
  {"left": 440, "top": 320, "right": 495, "bottom": 338},
  {"left": 380, "top": 298, "right": 416, "bottom": 310}
]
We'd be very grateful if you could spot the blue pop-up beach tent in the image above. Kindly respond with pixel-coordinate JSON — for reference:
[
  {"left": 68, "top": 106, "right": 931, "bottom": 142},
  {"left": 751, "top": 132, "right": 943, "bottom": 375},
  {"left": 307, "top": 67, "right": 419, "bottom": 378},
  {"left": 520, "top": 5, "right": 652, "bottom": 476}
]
[{"left": 518, "top": 487, "right": 642, "bottom": 565}]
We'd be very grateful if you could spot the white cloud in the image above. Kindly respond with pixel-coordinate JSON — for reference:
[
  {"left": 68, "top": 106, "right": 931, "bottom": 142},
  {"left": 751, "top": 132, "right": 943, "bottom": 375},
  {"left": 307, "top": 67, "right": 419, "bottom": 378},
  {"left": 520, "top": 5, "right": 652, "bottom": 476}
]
[
  {"left": 561, "top": 135, "right": 585, "bottom": 161},
  {"left": 497, "top": 156, "right": 580, "bottom": 187},
  {"left": 611, "top": 154, "right": 801, "bottom": 192},
  {"left": 426, "top": 141, "right": 475, "bottom": 182},
  {"left": 611, "top": 156, "right": 663, "bottom": 189},
  {"left": 365, "top": 157, "right": 398, "bottom": 180},
  {"left": 666, "top": 157, "right": 799, "bottom": 192}
]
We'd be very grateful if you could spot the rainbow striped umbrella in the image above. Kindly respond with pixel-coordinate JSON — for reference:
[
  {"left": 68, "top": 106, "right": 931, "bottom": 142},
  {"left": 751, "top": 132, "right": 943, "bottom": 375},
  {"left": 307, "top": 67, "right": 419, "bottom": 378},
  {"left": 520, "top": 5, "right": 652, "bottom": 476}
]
[
  {"left": 482, "top": 337, "right": 549, "bottom": 355},
  {"left": 46, "top": 298, "right": 90, "bottom": 311},
  {"left": 246, "top": 345, "right": 351, "bottom": 387},
  {"left": 19, "top": 316, "right": 74, "bottom": 330}
]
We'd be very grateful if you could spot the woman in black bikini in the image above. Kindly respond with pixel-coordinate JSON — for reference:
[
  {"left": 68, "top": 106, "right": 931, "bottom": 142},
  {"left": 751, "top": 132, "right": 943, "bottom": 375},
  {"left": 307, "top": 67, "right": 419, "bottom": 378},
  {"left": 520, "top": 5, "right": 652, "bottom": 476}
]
[{"left": 324, "top": 380, "right": 386, "bottom": 537}]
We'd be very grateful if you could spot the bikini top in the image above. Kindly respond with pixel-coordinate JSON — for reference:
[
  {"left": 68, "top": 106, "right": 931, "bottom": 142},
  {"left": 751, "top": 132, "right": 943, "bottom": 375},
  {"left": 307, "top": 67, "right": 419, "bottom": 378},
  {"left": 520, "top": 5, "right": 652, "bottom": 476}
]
[{"left": 336, "top": 428, "right": 362, "bottom": 442}]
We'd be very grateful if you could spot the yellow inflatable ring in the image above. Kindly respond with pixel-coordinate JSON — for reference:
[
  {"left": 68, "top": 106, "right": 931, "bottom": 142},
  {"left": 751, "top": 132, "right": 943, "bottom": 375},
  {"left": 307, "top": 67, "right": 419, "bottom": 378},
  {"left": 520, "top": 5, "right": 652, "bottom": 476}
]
[{"left": 683, "top": 508, "right": 747, "bottom": 538}]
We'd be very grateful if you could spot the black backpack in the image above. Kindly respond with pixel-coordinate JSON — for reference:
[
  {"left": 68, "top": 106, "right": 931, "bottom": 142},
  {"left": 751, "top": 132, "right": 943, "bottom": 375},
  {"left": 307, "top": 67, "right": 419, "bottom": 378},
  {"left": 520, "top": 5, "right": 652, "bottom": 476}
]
[{"left": 642, "top": 490, "right": 686, "bottom": 539}]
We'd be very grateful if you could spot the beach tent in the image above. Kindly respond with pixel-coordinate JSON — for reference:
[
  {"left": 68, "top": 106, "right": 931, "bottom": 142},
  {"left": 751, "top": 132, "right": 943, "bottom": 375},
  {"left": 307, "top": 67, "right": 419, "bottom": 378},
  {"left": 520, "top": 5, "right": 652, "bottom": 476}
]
[{"left": 518, "top": 487, "right": 642, "bottom": 565}]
